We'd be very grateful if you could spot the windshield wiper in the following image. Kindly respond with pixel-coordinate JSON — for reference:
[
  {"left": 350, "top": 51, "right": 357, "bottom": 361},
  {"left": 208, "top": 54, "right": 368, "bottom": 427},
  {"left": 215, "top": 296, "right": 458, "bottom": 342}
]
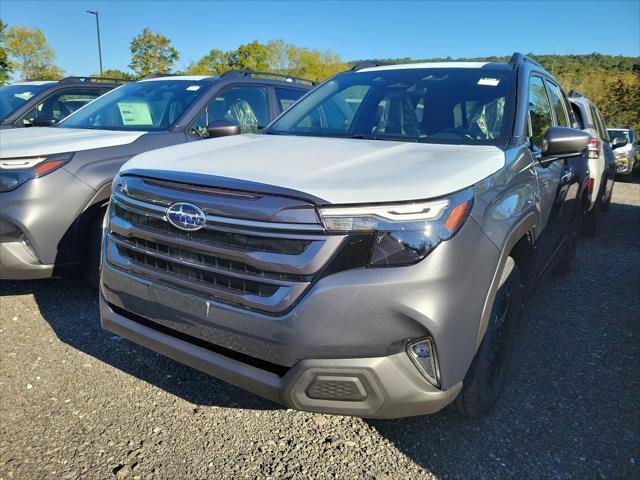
[{"left": 352, "top": 134, "right": 419, "bottom": 143}]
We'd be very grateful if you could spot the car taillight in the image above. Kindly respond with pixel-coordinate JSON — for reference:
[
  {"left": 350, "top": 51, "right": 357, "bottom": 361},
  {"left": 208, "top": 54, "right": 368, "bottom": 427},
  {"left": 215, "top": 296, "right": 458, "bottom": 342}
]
[{"left": 588, "top": 139, "right": 600, "bottom": 159}]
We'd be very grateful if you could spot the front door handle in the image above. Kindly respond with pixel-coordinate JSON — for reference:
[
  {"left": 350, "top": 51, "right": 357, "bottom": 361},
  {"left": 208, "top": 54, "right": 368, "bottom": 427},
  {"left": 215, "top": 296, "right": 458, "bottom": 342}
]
[{"left": 561, "top": 169, "right": 574, "bottom": 185}]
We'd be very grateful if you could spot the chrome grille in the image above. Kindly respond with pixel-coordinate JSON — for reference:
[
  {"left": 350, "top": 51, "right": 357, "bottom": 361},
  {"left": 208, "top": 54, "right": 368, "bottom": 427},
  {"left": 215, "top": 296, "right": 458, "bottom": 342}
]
[
  {"left": 106, "top": 176, "right": 345, "bottom": 314},
  {"left": 114, "top": 204, "right": 311, "bottom": 255}
]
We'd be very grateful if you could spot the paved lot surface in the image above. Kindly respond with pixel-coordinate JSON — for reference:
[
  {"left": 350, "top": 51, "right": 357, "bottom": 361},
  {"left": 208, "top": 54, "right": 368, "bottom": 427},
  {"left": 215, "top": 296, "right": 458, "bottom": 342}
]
[{"left": 1, "top": 178, "right": 639, "bottom": 480}]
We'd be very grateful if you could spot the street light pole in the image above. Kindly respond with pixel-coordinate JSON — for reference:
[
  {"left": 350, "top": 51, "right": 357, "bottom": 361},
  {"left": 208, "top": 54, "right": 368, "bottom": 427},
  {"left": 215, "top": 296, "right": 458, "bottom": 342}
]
[{"left": 86, "top": 10, "right": 103, "bottom": 76}]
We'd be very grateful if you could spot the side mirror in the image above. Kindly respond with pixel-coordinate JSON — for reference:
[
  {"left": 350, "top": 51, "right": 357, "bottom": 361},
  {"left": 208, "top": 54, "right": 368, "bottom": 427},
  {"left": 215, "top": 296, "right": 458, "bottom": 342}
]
[
  {"left": 612, "top": 136, "right": 628, "bottom": 149},
  {"left": 540, "top": 126, "right": 590, "bottom": 166},
  {"left": 31, "top": 116, "right": 58, "bottom": 127},
  {"left": 206, "top": 120, "right": 241, "bottom": 138}
]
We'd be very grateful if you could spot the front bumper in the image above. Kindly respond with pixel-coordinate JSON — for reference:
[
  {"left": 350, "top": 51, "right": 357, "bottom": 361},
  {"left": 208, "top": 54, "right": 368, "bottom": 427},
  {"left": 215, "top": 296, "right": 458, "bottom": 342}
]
[
  {"left": 0, "top": 240, "right": 54, "bottom": 279},
  {"left": 99, "top": 212, "right": 501, "bottom": 417},
  {"left": 100, "top": 295, "right": 462, "bottom": 418},
  {"left": 0, "top": 168, "right": 96, "bottom": 279},
  {"left": 615, "top": 155, "right": 634, "bottom": 175}
]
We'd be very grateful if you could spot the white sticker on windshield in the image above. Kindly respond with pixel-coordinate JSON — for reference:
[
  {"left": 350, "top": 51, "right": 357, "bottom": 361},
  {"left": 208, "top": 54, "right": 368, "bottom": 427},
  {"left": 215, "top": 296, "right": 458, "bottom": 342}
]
[
  {"left": 478, "top": 78, "right": 500, "bottom": 86},
  {"left": 186, "top": 85, "right": 201, "bottom": 91},
  {"left": 118, "top": 102, "right": 153, "bottom": 126}
]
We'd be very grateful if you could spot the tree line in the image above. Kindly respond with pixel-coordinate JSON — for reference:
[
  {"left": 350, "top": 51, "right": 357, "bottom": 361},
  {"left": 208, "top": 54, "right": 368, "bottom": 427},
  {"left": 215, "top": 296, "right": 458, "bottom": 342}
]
[{"left": 0, "top": 21, "right": 637, "bottom": 132}]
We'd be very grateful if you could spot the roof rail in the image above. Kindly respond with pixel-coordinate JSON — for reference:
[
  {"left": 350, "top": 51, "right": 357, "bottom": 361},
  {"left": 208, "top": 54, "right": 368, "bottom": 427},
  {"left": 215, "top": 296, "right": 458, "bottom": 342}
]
[
  {"left": 221, "top": 69, "right": 317, "bottom": 85},
  {"left": 351, "top": 60, "right": 390, "bottom": 71},
  {"left": 508, "top": 52, "right": 543, "bottom": 69},
  {"left": 60, "top": 76, "right": 131, "bottom": 83},
  {"left": 139, "top": 73, "right": 176, "bottom": 80}
]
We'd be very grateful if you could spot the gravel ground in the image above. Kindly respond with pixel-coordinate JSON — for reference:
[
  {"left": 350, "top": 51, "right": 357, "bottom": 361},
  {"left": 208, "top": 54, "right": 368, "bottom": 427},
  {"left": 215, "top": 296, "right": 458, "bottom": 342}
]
[{"left": 1, "top": 178, "right": 639, "bottom": 480}]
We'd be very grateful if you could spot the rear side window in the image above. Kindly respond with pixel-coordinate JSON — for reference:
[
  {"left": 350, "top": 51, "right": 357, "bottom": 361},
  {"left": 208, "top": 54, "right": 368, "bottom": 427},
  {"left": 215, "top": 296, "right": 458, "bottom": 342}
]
[
  {"left": 545, "top": 81, "right": 570, "bottom": 127},
  {"left": 528, "top": 76, "right": 553, "bottom": 150},
  {"left": 275, "top": 88, "right": 305, "bottom": 112}
]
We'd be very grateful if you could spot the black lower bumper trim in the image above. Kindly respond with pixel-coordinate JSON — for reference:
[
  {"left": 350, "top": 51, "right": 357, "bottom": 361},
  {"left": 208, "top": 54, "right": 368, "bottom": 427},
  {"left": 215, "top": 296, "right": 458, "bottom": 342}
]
[{"left": 108, "top": 302, "right": 290, "bottom": 377}]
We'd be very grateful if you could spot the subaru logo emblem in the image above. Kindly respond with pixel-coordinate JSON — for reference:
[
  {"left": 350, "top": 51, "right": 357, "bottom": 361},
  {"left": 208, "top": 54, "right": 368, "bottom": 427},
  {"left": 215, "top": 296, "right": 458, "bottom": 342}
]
[{"left": 166, "top": 202, "right": 207, "bottom": 231}]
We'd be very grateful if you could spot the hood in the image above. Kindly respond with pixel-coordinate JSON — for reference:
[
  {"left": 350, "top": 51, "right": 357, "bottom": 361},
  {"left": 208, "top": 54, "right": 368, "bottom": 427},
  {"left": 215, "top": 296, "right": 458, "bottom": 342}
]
[
  {"left": 121, "top": 134, "right": 505, "bottom": 204},
  {"left": 0, "top": 127, "right": 146, "bottom": 158}
]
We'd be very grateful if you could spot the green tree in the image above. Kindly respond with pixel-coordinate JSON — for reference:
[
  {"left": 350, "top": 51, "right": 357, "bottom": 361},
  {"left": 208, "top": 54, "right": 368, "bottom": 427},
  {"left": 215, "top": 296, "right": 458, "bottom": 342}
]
[
  {"left": 5, "top": 25, "right": 63, "bottom": 79},
  {"left": 285, "top": 45, "right": 347, "bottom": 81},
  {"left": 186, "top": 48, "right": 227, "bottom": 75},
  {"left": 226, "top": 41, "right": 270, "bottom": 71},
  {"left": 266, "top": 39, "right": 291, "bottom": 72},
  {"left": 93, "top": 68, "right": 134, "bottom": 80},
  {"left": 0, "top": 20, "right": 12, "bottom": 84},
  {"left": 129, "top": 28, "right": 179, "bottom": 77}
]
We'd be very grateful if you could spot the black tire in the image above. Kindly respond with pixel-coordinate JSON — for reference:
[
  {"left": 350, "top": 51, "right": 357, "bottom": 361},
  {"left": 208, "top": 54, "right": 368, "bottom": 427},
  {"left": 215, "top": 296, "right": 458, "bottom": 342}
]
[
  {"left": 451, "top": 263, "right": 524, "bottom": 417},
  {"left": 83, "top": 209, "right": 106, "bottom": 289}
]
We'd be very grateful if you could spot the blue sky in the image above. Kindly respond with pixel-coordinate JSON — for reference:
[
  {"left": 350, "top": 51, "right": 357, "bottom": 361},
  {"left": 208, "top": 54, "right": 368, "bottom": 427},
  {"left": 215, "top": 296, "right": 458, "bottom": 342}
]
[{"left": 2, "top": 0, "right": 639, "bottom": 76}]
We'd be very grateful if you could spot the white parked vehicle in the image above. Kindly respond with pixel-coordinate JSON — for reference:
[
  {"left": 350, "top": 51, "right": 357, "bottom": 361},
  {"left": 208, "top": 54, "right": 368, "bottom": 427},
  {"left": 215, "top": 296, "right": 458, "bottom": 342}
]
[
  {"left": 607, "top": 127, "right": 637, "bottom": 176},
  {"left": 567, "top": 91, "right": 617, "bottom": 236}
]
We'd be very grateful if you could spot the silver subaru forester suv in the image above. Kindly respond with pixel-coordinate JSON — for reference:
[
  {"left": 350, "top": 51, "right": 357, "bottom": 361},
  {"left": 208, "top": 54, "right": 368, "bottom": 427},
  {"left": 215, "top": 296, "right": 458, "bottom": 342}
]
[{"left": 100, "top": 53, "right": 590, "bottom": 418}]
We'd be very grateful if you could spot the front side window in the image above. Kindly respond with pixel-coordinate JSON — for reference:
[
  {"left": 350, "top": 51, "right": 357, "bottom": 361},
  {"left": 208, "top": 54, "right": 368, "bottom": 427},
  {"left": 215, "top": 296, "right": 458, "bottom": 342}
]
[
  {"left": 267, "top": 68, "right": 515, "bottom": 145},
  {"left": 190, "top": 86, "right": 269, "bottom": 137},
  {"left": 60, "top": 80, "right": 209, "bottom": 131},
  {"left": 545, "top": 81, "right": 569, "bottom": 127},
  {"left": 0, "top": 83, "right": 52, "bottom": 121},
  {"left": 21, "top": 88, "right": 107, "bottom": 126},
  {"left": 528, "top": 76, "right": 553, "bottom": 151}
]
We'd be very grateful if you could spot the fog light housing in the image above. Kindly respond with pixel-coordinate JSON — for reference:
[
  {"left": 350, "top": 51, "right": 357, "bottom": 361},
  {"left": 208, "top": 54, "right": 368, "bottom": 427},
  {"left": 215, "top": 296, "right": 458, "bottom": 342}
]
[{"left": 407, "top": 337, "right": 440, "bottom": 388}]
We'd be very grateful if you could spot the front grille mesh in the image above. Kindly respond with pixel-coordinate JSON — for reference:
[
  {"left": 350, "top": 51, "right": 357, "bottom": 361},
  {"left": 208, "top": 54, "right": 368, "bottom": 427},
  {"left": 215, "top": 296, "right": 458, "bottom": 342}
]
[
  {"left": 113, "top": 233, "right": 301, "bottom": 282},
  {"left": 116, "top": 241, "right": 279, "bottom": 297}
]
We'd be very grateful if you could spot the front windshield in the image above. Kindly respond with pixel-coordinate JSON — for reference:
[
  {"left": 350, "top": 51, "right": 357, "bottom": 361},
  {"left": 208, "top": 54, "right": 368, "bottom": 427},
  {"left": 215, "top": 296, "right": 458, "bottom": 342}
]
[
  {"left": 608, "top": 130, "right": 630, "bottom": 146},
  {"left": 0, "top": 84, "right": 52, "bottom": 121},
  {"left": 267, "top": 68, "right": 515, "bottom": 145},
  {"left": 59, "top": 79, "right": 210, "bottom": 131}
]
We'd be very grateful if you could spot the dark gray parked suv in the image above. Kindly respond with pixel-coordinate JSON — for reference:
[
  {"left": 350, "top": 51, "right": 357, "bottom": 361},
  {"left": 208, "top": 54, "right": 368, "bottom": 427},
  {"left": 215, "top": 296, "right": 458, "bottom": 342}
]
[
  {"left": 100, "top": 54, "right": 590, "bottom": 418},
  {"left": 0, "top": 77, "right": 123, "bottom": 129},
  {"left": 0, "top": 71, "right": 314, "bottom": 283}
]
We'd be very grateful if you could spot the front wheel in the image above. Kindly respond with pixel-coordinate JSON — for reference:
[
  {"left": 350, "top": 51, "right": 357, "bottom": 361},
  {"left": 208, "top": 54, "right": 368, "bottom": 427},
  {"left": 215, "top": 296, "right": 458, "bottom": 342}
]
[
  {"left": 83, "top": 209, "right": 106, "bottom": 288},
  {"left": 451, "top": 262, "right": 524, "bottom": 417}
]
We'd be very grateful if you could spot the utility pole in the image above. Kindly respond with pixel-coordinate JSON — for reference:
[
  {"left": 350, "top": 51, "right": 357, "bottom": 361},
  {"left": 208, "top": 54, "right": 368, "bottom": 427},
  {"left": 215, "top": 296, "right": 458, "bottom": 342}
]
[{"left": 86, "top": 10, "right": 103, "bottom": 76}]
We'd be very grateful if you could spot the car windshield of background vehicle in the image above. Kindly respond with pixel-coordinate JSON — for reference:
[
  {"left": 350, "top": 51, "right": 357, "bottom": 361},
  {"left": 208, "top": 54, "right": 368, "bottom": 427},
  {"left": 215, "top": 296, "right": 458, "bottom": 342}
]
[
  {"left": 59, "top": 80, "right": 209, "bottom": 131},
  {"left": 0, "top": 84, "right": 51, "bottom": 121},
  {"left": 266, "top": 68, "right": 516, "bottom": 145},
  {"left": 608, "top": 130, "right": 630, "bottom": 145}
]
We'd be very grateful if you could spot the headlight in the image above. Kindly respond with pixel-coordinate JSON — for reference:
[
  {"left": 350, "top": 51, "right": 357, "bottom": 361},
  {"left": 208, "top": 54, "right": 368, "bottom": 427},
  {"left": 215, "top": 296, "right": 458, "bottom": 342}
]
[
  {"left": 0, "top": 152, "right": 74, "bottom": 192},
  {"left": 319, "top": 188, "right": 474, "bottom": 267}
]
